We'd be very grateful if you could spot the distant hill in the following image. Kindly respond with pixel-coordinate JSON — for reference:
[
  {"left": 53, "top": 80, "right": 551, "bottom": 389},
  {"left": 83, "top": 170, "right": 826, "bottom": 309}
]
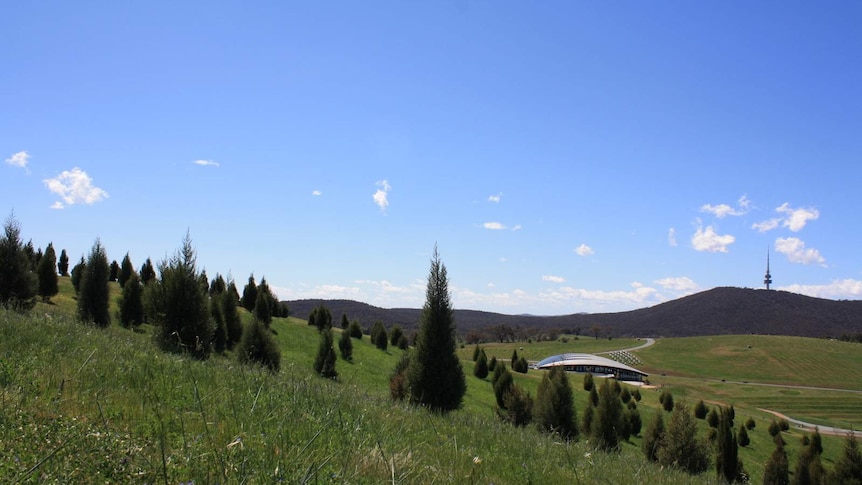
[{"left": 285, "top": 287, "right": 862, "bottom": 339}]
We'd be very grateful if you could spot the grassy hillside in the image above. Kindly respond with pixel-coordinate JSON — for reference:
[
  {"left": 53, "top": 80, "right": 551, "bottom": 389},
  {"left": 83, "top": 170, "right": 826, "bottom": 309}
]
[{"left": 2, "top": 278, "right": 858, "bottom": 483}]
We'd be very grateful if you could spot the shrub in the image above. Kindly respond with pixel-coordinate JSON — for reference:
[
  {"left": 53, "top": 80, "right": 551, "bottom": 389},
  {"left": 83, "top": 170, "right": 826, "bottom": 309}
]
[
  {"left": 738, "top": 424, "right": 750, "bottom": 447},
  {"left": 389, "top": 353, "right": 411, "bottom": 401},
  {"left": 338, "top": 329, "right": 353, "bottom": 361},
  {"left": 620, "top": 387, "right": 632, "bottom": 404},
  {"left": 694, "top": 400, "right": 708, "bottom": 419},
  {"left": 313, "top": 328, "right": 337, "bottom": 379},
  {"left": 473, "top": 349, "right": 489, "bottom": 379},
  {"left": 707, "top": 408, "right": 719, "bottom": 428},
  {"left": 657, "top": 402, "right": 710, "bottom": 475},
  {"left": 660, "top": 390, "right": 674, "bottom": 412},
  {"left": 371, "top": 321, "right": 388, "bottom": 351},
  {"left": 77, "top": 239, "right": 111, "bottom": 327},
  {"left": 768, "top": 420, "right": 782, "bottom": 437},
  {"left": 583, "top": 372, "right": 594, "bottom": 391},
  {"left": 348, "top": 320, "right": 363, "bottom": 339},
  {"left": 779, "top": 419, "right": 790, "bottom": 432},
  {"left": 628, "top": 406, "right": 642, "bottom": 437},
  {"left": 499, "top": 384, "right": 533, "bottom": 427},
  {"left": 745, "top": 417, "right": 756, "bottom": 430},
  {"left": 534, "top": 366, "right": 577, "bottom": 440},
  {"left": 513, "top": 356, "right": 529, "bottom": 374},
  {"left": 632, "top": 389, "right": 642, "bottom": 402},
  {"left": 493, "top": 364, "right": 513, "bottom": 408},
  {"left": 642, "top": 410, "right": 665, "bottom": 462},
  {"left": 593, "top": 378, "right": 623, "bottom": 451},
  {"left": 236, "top": 319, "right": 280, "bottom": 372},
  {"left": 119, "top": 272, "right": 144, "bottom": 328},
  {"left": 389, "top": 325, "right": 404, "bottom": 348}
]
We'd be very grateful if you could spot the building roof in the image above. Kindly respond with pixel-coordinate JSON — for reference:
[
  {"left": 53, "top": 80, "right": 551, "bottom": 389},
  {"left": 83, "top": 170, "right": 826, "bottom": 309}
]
[{"left": 535, "top": 353, "right": 648, "bottom": 377}]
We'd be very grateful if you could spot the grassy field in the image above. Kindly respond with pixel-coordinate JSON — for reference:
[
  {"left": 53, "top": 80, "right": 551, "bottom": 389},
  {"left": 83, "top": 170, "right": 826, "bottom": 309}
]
[{"left": 1, "top": 278, "right": 859, "bottom": 483}]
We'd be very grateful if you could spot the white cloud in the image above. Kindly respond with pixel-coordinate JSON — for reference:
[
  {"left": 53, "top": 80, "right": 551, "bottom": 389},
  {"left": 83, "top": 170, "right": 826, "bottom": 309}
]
[
  {"left": 43, "top": 167, "right": 109, "bottom": 208},
  {"left": 691, "top": 225, "right": 735, "bottom": 253},
  {"left": 779, "top": 279, "right": 862, "bottom": 300},
  {"left": 511, "top": 224, "right": 522, "bottom": 231},
  {"left": 700, "top": 194, "right": 750, "bottom": 218},
  {"left": 312, "top": 190, "right": 322, "bottom": 196},
  {"left": 488, "top": 193, "right": 502, "bottom": 203},
  {"left": 654, "top": 276, "right": 698, "bottom": 292},
  {"left": 668, "top": 227, "right": 678, "bottom": 247},
  {"left": 776, "top": 203, "right": 819, "bottom": 232},
  {"left": 542, "top": 275, "right": 566, "bottom": 284},
  {"left": 487, "top": 282, "right": 495, "bottom": 288},
  {"left": 574, "top": 243, "right": 594, "bottom": 256},
  {"left": 483, "top": 222, "right": 507, "bottom": 230},
  {"left": 5, "top": 151, "right": 30, "bottom": 169},
  {"left": 373, "top": 179, "right": 391, "bottom": 212},
  {"left": 775, "top": 237, "right": 825, "bottom": 265},
  {"left": 49, "top": 201, "right": 64, "bottom": 210},
  {"left": 752, "top": 218, "right": 780, "bottom": 233},
  {"left": 193, "top": 159, "right": 219, "bottom": 167}
]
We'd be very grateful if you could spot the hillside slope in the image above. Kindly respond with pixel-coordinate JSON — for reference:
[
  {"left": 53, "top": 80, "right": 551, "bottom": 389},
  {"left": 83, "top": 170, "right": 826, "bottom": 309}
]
[{"left": 286, "top": 287, "right": 862, "bottom": 338}]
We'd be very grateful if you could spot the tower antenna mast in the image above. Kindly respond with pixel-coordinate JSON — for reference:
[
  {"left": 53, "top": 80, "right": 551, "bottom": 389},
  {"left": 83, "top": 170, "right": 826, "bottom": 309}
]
[{"left": 764, "top": 248, "right": 772, "bottom": 290}]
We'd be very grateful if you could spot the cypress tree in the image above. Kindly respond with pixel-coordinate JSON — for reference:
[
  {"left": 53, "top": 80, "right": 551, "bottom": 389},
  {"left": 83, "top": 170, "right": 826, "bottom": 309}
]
[
  {"left": 390, "top": 325, "right": 404, "bottom": 347},
  {"left": 830, "top": 432, "right": 862, "bottom": 485},
  {"left": 309, "top": 304, "right": 332, "bottom": 332},
  {"left": 534, "top": 365, "right": 577, "bottom": 440},
  {"left": 211, "top": 292, "right": 228, "bottom": 352},
  {"left": 221, "top": 282, "right": 243, "bottom": 348},
  {"left": 500, "top": 384, "right": 533, "bottom": 427},
  {"left": 488, "top": 356, "right": 497, "bottom": 372},
  {"left": 144, "top": 233, "right": 213, "bottom": 358},
  {"left": 71, "top": 256, "right": 85, "bottom": 294},
  {"left": 371, "top": 321, "right": 388, "bottom": 350},
  {"left": 348, "top": 320, "right": 363, "bottom": 339},
  {"left": 78, "top": 239, "right": 111, "bottom": 327},
  {"left": 338, "top": 328, "right": 353, "bottom": 361},
  {"left": 118, "top": 253, "right": 134, "bottom": 288},
  {"left": 694, "top": 399, "right": 708, "bottom": 419},
  {"left": 0, "top": 213, "right": 37, "bottom": 308},
  {"left": 737, "top": 424, "right": 750, "bottom": 447},
  {"left": 37, "top": 242, "right": 59, "bottom": 299},
  {"left": 241, "top": 274, "right": 257, "bottom": 312},
  {"left": 583, "top": 372, "right": 594, "bottom": 391},
  {"left": 340, "top": 313, "right": 349, "bottom": 329},
  {"left": 657, "top": 402, "right": 710, "bottom": 475},
  {"left": 405, "top": 247, "right": 465, "bottom": 412},
  {"left": 108, "top": 260, "right": 119, "bottom": 282},
  {"left": 119, "top": 272, "right": 144, "bottom": 328},
  {"left": 58, "top": 248, "right": 69, "bottom": 276},
  {"left": 209, "top": 273, "right": 226, "bottom": 296},
  {"left": 493, "top": 364, "right": 514, "bottom": 408},
  {"left": 593, "top": 378, "right": 623, "bottom": 451},
  {"left": 254, "top": 277, "right": 274, "bottom": 326},
  {"left": 716, "top": 406, "right": 741, "bottom": 483},
  {"left": 474, "top": 349, "right": 489, "bottom": 379},
  {"left": 763, "top": 440, "right": 790, "bottom": 485},
  {"left": 472, "top": 344, "right": 481, "bottom": 361},
  {"left": 642, "top": 409, "right": 665, "bottom": 462},
  {"left": 313, "top": 328, "right": 337, "bottom": 378}
]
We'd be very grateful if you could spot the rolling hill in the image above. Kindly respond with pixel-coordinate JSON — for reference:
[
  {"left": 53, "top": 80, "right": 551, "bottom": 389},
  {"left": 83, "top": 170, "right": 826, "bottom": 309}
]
[{"left": 286, "top": 287, "right": 862, "bottom": 338}]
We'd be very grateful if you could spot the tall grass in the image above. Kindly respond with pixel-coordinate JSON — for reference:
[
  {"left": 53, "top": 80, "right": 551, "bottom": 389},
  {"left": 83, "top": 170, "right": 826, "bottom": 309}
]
[{"left": 1, "top": 309, "right": 716, "bottom": 484}]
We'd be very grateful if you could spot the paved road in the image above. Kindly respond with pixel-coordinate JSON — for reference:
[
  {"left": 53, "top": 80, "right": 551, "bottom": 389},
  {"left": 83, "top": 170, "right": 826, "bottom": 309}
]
[
  {"left": 759, "top": 408, "right": 857, "bottom": 437},
  {"left": 596, "top": 337, "right": 656, "bottom": 354}
]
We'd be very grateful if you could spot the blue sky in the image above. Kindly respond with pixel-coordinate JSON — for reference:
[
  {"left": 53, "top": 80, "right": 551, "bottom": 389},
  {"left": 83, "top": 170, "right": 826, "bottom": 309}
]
[{"left": 3, "top": 2, "right": 861, "bottom": 315}]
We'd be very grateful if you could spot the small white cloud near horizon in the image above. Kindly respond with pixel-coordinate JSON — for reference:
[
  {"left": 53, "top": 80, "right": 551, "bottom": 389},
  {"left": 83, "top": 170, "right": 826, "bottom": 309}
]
[
  {"left": 484, "top": 221, "right": 507, "bottom": 230},
  {"left": 43, "top": 167, "right": 109, "bottom": 209},
  {"left": 542, "top": 275, "right": 566, "bottom": 284},
  {"left": 574, "top": 243, "right": 594, "bottom": 256},
  {"left": 488, "top": 192, "right": 502, "bottom": 203},
  {"left": 373, "top": 179, "right": 391, "bottom": 212},
  {"left": 780, "top": 278, "right": 862, "bottom": 300},
  {"left": 193, "top": 159, "right": 219, "bottom": 167},
  {"left": 775, "top": 237, "right": 826, "bottom": 265},
  {"left": 668, "top": 227, "right": 678, "bottom": 247},
  {"left": 655, "top": 276, "right": 698, "bottom": 292},
  {"left": 312, "top": 190, "right": 322, "bottom": 196},
  {"left": 691, "top": 225, "right": 735, "bottom": 253},
  {"left": 5, "top": 151, "right": 30, "bottom": 171}
]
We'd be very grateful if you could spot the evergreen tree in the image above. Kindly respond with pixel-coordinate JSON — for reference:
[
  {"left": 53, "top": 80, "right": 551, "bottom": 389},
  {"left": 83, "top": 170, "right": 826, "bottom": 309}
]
[
  {"left": 390, "top": 325, "right": 404, "bottom": 347},
  {"left": 140, "top": 257, "right": 156, "bottom": 285},
  {"left": 405, "top": 247, "right": 465, "bottom": 412},
  {"left": 241, "top": 274, "right": 257, "bottom": 312},
  {"left": 589, "top": 385, "right": 599, "bottom": 407},
  {"left": 581, "top": 401, "right": 595, "bottom": 437},
  {"left": 109, "top": 260, "right": 120, "bottom": 282},
  {"left": 23, "top": 239, "right": 38, "bottom": 271},
  {"left": 472, "top": 344, "right": 481, "bottom": 361},
  {"left": 593, "top": 378, "right": 624, "bottom": 451},
  {"left": 534, "top": 365, "right": 577, "bottom": 440},
  {"left": 488, "top": 356, "right": 497, "bottom": 372},
  {"left": 71, "top": 256, "right": 86, "bottom": 294},
  {"left": 144, "top": 233, "right": 213, "bottom": 358},
  {"left": 209, "top": 273, "right": 226, "bottom": 296},
  {"left": 660, "top": 390, "right": 675, "bottom": 412},
  {"left": 628, "top": 405, "right": 643, "bottom": 437},
  {"left": 642, "top": 409, "right": 665, "bottom": 462},
  {"left": 309, "top": 304, "right": 332, "bottom": 332},
  {"left": 338, "top": 328, "right": 353, "bottom": 361},
  {"left": 119, "top": 253, "right": 134, "bottom": 288},
  {"left": 583, "top": 372, "right": 595, "bottom": 391},
  {"left": 348, "top": 320, "right": 363, "bottom": 339},
  {"left": 763, "top": 440, "right": 790, "bottom": 485},
  {"left": 37, "top": 242, "right": 59, "bottom": 299},
  {"left": 254, "top": 276, "right": 274, "bottom": 326},
  {"left": 313, "top": 328, "right": 337, "bottom": 378},
  {"left": 119, "top": 272, "right": 144, "bottom": 328},
  {"left": 221, "top": 281, "right": 243, "bottom": 348},
  {"left": 396, "top": 333, "right": 409, "bottom": 350},
  {"left": 237, "top": 319, "right": 280, "bottom": 372},
  {"left": 657, "top": 402, "right": 710, "bottom": 475},
  {"left": 0, "top": 213, "right": 37, "bottom": 308},
  {"left": 474, "top": 348, "right": 489, "bottom": 379},
  {"left": 830, "top": 432, "right": 862, "bottom": 485},
  {"left": 794, "top": 430, "right": 826, "bottom": 485},
  {"left": 493, "top": 363, "right": 514, "bottom": 408},
  {"left": 716, "top": 406, "right": 741, "bottom": 484},
  {"left": 57, "top": 248, "right": 70, "bottom": 276},
  {"left": 500, "top": 384, "right": 533, "bottom": 427},
  {"left": 511, "top": 349, "right": 519, "bottom": 366},
  {"left": 389, "top": 353, "right": 411, "bottom": 401},
  {"left": 340, "top": 313, "right": 349, "bottom": 329},
  {"left": 78, "top": 239, "right": 111, "bottom": 327},
  {"left": 211, "top": 292, "right": 228, "bottom": 353},
  {"left": 694, "top": 399, "right": 708, "bottom": 419},
  {"left": 738, "top": 424, "right": 750, "bottom": 447},
  {"left": 371, "top": 320, "right": 388, "bottom": 350}
]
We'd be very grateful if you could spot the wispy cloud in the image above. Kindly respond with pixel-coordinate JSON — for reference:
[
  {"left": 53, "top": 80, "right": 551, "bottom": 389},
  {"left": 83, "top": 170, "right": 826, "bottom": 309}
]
[
  {"left": 668, "top": 227, "right": 678, "bottom": 247},
  {"left": 488, "top": 192, "right": 502, "bottom": 203},
  {"left": 574, "top": 243, "right": 594, "bottom": 256},
  {"left": 373, "top": 179, "right": 391, "bottom": 213},
  {"left": 312, "top": 190, "right": 322, "bottom": 196},
  {"left": 700, "top": 194, "right": 751, "bottom": 218},
  {"left": 483, "top": 222, "right": 507, "bottom": 230},
  {"left": 542, "top": 275, "right": 565, "bottom": 284},
  {"left": 43, "top": 167, "right": 109, "bottom": 209},
  {"left": 5, "top": 151, "right": 30, "bottom": 171},
  {"left": 691, "top": 225, "right": 735, "bottom": 253},
  {"left": 193, "top": 159, "right": 219, "bottom": 167},
  {"left": 780, "top": 279, "right": 862, "bottom": 300},
  {"left": 775, "top": 237, "right": 825, "bottom": 265},
  {"left": 753, "top": 202, "right": 819, "bottom": 233}
]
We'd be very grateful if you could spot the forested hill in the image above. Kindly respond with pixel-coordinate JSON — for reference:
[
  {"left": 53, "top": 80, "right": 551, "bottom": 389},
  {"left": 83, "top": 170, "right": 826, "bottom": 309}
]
[{"left": 285, "top": 287, "right": 862, "bottom": 339}]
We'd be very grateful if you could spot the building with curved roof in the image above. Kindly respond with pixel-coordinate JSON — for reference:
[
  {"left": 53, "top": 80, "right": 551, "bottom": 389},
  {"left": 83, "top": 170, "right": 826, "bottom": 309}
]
[{"left": 535, "top": 353, "right": 648, "bottom": 382}]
